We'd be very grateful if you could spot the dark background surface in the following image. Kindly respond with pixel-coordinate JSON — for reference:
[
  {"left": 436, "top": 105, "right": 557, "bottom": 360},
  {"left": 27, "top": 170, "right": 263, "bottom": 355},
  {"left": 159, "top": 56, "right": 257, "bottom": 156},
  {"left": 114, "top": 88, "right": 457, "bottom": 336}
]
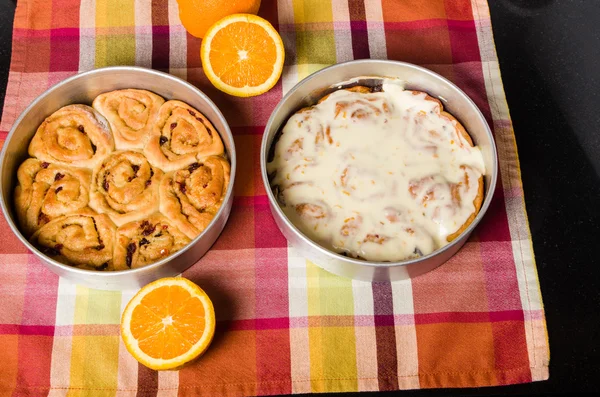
[{"left": 0, "top": 0, "right": 598, "bottom": 394}]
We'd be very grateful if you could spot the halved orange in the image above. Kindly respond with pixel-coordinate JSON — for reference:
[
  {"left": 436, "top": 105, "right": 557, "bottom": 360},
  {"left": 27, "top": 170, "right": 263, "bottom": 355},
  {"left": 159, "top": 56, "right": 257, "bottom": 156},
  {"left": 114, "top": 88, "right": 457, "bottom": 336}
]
[
  {"left": 200, "top": 14, "right": 285, "bottom": 97},
  {"left": 120, "top": 277, "right": 215, "bottom": 370}
]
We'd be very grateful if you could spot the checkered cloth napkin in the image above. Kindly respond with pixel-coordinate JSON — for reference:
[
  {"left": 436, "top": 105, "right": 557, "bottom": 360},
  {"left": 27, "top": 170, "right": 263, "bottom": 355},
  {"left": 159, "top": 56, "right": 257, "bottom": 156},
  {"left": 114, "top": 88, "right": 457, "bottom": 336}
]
[{"left": 0, "top": 0, "right": 549, "bottom": 395}]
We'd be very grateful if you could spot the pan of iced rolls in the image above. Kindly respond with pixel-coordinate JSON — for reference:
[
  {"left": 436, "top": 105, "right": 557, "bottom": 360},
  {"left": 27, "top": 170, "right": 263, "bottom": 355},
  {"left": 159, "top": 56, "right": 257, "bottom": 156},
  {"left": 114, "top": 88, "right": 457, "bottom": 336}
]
[{"left": 261, "top": 60, "right": 497, "bottom": 281}]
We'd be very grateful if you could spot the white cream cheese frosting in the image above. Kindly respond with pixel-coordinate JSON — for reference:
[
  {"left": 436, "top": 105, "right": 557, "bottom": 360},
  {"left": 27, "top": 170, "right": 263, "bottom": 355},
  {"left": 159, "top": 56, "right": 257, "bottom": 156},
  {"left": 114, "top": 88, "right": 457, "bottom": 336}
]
[{"left": 267, "top": 84, "right": 485, "bottom": 261}]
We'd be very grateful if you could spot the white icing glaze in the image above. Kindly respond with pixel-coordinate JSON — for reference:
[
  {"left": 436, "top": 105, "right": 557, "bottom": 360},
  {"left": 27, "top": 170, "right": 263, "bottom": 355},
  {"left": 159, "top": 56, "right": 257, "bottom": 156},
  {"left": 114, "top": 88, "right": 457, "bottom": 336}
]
[{"left": 267, "top": 84, "right": 485, "bottom": 261}]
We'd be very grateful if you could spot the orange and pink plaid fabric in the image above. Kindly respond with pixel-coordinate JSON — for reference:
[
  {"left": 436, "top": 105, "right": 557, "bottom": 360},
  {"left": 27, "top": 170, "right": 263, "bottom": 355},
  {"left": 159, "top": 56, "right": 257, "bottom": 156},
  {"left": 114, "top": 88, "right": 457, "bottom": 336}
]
[{"left": 0, "top": 0, "right": 549, "bottom": 395}]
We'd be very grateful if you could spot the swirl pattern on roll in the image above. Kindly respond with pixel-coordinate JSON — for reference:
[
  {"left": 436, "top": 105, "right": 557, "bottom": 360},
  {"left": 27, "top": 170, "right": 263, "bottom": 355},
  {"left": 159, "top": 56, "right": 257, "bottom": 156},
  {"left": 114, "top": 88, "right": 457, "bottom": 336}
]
[
  {"left": 14, "top": 158, "right": 92, "bottom": 237},
  {"left": 114, "top": 213, "right": 191, "bottom": 271},
  {"left": 408, "top": 165, "right": 484, "bottom": 242},
  {"left": 144, "top": 100, "right": 224, "bottom": 172},
  {"left": 159, "top": 156, "right": 230, "bottom": 239},
  {"left": 89, "top": 150, "right": 164, "bottom": 226},
  {"left": 30, "top": 209, "right": 116, "bottom": 270},
  {"left": 92, "top": 89, "right": 165, "bottom": 150},
  {"left": 28, "top": 105, "right": 114, "bottom": 169}
]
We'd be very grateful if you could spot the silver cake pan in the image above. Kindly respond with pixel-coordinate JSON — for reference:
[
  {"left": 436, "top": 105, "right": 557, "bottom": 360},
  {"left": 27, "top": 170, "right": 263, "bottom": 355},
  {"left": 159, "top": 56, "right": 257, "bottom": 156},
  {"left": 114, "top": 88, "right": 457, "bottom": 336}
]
[
  {"left": 0, "top": 66, "right": 236, "bottom": 290},
  {"left": 260, "top": 60, "right": 497, "bottom": 282}
]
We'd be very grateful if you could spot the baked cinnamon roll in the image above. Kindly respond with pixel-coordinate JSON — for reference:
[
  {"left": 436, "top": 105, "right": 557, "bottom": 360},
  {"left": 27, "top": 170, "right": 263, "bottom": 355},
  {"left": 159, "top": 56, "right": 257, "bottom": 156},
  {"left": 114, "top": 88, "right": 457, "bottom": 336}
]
[
  {"left": 159, "top": 156, "right": 230, "bottom": 239},
  {"left": 144, "top": 100, "right": 224, "bottom": 172},
  {"left": 28, "top": 105, "right": 114, "bottom": 169},
  {"left": 30, "top": 208, "right": 116, "bottom": 270},
  {"left": 89, "top": 150, "right": 163, "bottom": 226},
  {"left": 14, "top": 158, "right": 92, "bottom": 237},
  {"left": 408, "top": 165, "right": 484, "bottom": 243},
  {"left": 92, "top": 89, "right": 165, "bottom": 150},
  {"left": 113, "top": 213, "right": 191, "bottom": 270}
]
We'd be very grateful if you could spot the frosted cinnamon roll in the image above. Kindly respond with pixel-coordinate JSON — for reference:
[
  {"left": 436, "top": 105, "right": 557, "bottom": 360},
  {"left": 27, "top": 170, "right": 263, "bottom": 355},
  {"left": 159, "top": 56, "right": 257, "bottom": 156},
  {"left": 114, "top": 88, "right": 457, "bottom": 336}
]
[
  {"left": 144, "top": 100, "right": 224, "bottom": 172},
  {"left": 14, "top": 158, "right": 92, "bottom": 237},
  {"left": 408, "top": 165, "right": 484, "bottom": 242},
  {"left": 113, "top": 213, "right": 191, "bottom": 270},
  {"left": 89, "top": 150, "right": 163, "bottom": 226},
  {"left": 268, "top": 83, "right": 486, "bottom": 262},
  {"left": 92, "top": 89, "right": 165, "bottom": 150},
  {"left": 30, "top": 208, "right": 116, "bottom": 270},
  {"left": 159, "top": 156, "right": 230, "bottom": 239},
  {"left": 28, "top": 105, "right": 114, "bottom": 169}
]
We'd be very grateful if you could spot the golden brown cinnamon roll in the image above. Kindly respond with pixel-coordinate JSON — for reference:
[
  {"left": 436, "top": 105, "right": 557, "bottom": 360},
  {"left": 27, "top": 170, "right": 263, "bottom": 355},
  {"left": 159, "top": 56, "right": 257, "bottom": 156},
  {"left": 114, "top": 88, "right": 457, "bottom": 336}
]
[
  {"left": 113, "top": 213, "right": 191, "bottom": 270},
  {"left": 30, "top": 208, "right": 116, "bottom": 270},
  {"left": 89, "top": 150, "right": 164, "bottom": 226},
  {"left": 144, "top": 100, "right": 224, "bottom": 172},
  {"left": 159, "top": 156, "right": 230, "bottom": 239},
  {"left": 28, "top": 105, "right": 114, "bottom": 169},
  {"left": 92, "top": 89, "right": 165, "bottom": 150},
  {"left": 14, "top": 158, "right": 92, "bottom": 237}
]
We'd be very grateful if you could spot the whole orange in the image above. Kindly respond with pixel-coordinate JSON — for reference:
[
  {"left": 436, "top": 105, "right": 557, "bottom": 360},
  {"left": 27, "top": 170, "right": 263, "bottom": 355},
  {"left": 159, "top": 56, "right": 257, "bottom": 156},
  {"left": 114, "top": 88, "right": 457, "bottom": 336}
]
[{"left": 176, "top": 0, "right": 261, "bottom": 38}]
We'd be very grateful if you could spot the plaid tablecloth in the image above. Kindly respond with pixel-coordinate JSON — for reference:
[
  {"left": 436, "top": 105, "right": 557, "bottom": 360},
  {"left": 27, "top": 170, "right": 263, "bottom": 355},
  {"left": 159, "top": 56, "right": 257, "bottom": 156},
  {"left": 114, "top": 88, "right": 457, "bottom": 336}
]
[{"left": 0, "top": 0, "right": 550, "bottom": 395}]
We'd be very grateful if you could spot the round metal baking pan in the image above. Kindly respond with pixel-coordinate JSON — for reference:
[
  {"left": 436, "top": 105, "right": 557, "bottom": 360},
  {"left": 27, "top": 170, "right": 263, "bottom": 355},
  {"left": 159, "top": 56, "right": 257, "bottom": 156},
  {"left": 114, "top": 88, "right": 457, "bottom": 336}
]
[
  {"left": 0, "top": 66, "right": 236, "bottom": 290},
  {"left": 260, "top": 60, "right": 497, "bottom": 281}
]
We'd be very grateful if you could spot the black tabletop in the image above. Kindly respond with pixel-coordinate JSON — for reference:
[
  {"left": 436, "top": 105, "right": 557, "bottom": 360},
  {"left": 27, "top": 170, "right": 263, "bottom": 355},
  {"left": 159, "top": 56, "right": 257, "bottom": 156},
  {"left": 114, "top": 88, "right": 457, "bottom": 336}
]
[{"left": 1, "top": 0, "right": 598, "bottom": 394}]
